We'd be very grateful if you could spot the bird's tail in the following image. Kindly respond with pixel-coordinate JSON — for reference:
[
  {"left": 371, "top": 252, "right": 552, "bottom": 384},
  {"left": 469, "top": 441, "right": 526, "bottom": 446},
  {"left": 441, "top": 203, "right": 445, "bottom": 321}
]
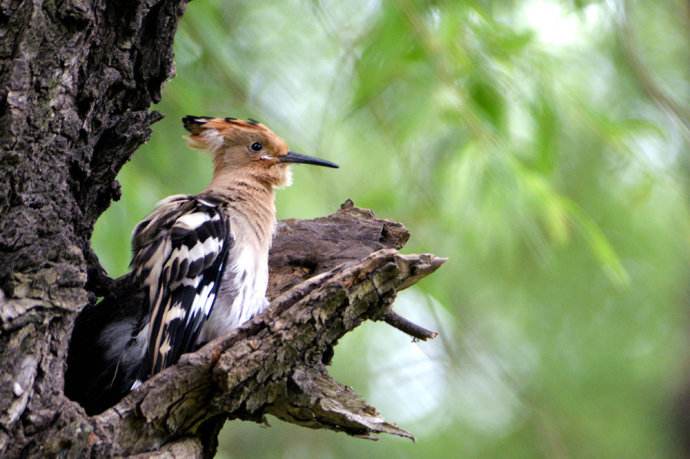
[{"left": 65, "top": 284, "right": 146, "bottom": 415}]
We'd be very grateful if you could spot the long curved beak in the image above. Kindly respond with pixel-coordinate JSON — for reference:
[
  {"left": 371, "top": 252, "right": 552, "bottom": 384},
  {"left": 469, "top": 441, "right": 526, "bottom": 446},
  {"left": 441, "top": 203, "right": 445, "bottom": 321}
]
[{"left": 280, "top": 151, "right": 339, "bottom": 168}]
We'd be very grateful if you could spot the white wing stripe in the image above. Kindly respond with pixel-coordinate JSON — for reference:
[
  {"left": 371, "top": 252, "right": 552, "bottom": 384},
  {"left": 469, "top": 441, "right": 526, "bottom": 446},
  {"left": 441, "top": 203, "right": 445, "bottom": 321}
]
[
  {"left": 164, "top": 304, "right": 187, "bottom": 324},
  {"left": 168, "top": 236, "right": 222, "bottom": 266},
  {"left": 181, "top": 275, "right": 201, "bottom": 287},
  {"left": 177, "top": 211, "right": 213, "bottom": 230},
  {"left": 188, "top": 282, "right": 215, "bottom": 323}
]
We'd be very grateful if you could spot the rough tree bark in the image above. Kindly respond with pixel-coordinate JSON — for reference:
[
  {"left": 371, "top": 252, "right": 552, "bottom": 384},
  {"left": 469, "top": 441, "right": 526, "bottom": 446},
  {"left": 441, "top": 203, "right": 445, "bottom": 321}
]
[{"left": 0, "top": 1, "right": 444, "bottom": 457}]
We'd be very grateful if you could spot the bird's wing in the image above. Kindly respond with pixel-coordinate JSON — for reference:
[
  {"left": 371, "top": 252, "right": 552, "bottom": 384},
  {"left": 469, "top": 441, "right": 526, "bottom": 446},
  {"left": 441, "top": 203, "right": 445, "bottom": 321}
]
[{"left": 131, "top": 194, "right": 232, "bottom": 378}]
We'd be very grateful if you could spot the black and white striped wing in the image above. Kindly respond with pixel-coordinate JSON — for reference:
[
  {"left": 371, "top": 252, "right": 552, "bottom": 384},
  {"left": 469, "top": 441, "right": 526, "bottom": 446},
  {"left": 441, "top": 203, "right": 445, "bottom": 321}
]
[{"left": 131, "top": 195, "right": 232, "bottom": 378}]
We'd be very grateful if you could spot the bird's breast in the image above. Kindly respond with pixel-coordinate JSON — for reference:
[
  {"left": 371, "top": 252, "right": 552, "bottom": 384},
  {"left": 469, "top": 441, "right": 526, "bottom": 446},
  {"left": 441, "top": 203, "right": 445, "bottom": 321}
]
[{"left": 198, "top": 215, "right": 271, "bottom": 343}]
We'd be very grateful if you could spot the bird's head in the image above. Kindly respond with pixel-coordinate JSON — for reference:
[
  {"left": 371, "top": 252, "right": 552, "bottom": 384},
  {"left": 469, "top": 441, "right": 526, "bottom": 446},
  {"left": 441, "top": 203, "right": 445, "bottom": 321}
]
[{"left": 182, "top": 115, "right": 338, "bottom": 188}]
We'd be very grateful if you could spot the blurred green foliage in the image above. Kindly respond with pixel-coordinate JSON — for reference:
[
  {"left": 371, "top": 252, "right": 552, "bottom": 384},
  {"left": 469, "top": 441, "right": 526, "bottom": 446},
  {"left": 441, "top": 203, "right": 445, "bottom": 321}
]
[{"left": 92, "top": 0, "right": 690, "bottom": 457}]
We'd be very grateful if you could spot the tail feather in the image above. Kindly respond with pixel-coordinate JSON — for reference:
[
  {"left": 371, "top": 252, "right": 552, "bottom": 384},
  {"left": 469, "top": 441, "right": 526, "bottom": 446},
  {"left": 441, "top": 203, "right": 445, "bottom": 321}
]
[{"left": 65, "top": 283, "right": 146, "bottom": 415}]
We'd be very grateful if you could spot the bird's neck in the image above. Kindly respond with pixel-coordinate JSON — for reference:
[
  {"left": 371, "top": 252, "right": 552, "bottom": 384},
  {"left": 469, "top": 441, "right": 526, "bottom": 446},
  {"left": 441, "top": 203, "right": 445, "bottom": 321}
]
[
  {"left": 208, "top": 168, "right": 276, "bottom": 193},
  {"left": 206, "top": 170, "right": 277, "bottom": 244}
]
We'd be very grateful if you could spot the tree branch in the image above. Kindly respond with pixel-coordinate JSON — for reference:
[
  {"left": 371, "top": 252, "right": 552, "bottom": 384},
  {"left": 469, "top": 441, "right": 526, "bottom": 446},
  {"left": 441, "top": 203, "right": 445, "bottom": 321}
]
[
  {"left": 382, "top": 311, "right": 439, "bottom": 341},
  {"left": 52, "top": 202, "right": 444, "bottom": 457}
]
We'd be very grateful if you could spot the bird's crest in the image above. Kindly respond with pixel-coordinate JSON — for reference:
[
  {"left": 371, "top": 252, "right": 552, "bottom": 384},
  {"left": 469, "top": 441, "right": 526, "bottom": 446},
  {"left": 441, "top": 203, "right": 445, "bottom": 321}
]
[
  {"left": 181, "top": 115, "right": 285, "bottom": 154},
  {"left": 182, "top": 115, "right": 266, "bottom": 135}
]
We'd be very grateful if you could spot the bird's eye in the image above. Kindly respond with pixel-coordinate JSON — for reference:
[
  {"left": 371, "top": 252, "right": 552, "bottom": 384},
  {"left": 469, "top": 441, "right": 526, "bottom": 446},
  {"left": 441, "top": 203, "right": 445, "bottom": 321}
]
[{"left": 250, "top": 142, "right": 263, "bottom": 151}]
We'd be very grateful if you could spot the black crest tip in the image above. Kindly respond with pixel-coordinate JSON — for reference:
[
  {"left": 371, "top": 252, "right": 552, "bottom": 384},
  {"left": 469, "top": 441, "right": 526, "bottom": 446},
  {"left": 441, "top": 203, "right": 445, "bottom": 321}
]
[{"left": 182, "top": 115, "right": 212, "bottom": 133}]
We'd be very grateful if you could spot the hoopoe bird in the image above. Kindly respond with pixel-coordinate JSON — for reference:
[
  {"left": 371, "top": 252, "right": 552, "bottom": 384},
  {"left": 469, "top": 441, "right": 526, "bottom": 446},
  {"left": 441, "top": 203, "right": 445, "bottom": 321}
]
[{"left": 65, "top": 116, "right": 338, "bottom": 414}]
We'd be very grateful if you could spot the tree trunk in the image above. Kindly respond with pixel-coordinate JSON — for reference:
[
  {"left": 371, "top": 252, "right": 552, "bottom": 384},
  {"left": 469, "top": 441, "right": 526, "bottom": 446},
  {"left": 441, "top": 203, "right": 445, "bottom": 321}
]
[{"left": 0, "top": 1, "right": 444, "bottom": 457}]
